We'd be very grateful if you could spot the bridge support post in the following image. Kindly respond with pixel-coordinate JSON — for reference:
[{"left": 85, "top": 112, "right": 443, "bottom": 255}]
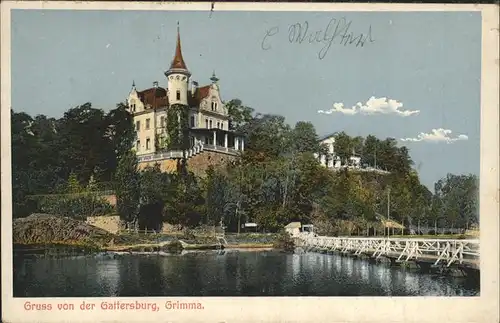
[
  {"left": 415, "top": 261, "right": 432, "bottom": 273},
  {"left": 388, "top": 257, "right": 398, "bottom": 266}
]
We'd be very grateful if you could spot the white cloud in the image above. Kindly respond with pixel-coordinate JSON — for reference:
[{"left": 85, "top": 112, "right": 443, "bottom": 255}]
[
  {"left": 318, "top": 103, "right": 357, "bottom": 115},
  {"left": 400, "top": 128, "right": 469, "bottom": 144},
  {"left": 317, "top": 96, "right": 419, "bottom": 117}
]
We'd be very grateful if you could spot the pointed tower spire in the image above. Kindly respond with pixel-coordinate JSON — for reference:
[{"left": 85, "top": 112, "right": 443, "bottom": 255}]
[
  {"left": 129, "top": 80, "right": 137, "bottom": 95},
  {"left": 210, "top": 70, "right": 219, "bottom": 83},
  {"left": 165, "top": 23, "right": 190, "bottom": 105},
  {"left": 169, "top": 22, "right": 188, "bottom": 70}
]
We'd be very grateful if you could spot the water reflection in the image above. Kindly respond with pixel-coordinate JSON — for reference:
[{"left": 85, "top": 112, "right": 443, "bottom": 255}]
[
  {"left": 95, "top": 259, "right": 120, "bottom": 296},
  {"left": 13, "top": 251, "right": 479, "bottom": 297}
]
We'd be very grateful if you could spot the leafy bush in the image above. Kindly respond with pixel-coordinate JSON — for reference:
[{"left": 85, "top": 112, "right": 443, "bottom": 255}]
[
  {"left": 163, "top": 240, "right": 183, "bottom": 253},
  {"left": 273, "top": 230, "right": 295, "bottom": 252},
  {"left": 181, "top": 229, "right": 196, "bottom": 241},
  {"left": 38, "top": 193, "right": 114, "bottom": 220}
]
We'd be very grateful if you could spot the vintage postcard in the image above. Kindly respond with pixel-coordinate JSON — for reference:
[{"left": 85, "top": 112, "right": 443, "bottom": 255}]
[{"left": 1, "top": 1, "right": 499, "bottom": 322}]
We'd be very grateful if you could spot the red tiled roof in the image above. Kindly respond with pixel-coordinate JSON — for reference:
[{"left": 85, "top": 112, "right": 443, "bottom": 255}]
[
  {"left": 137, "top": 84, "right": 211, "bottom": 109},
  {"left": 196, "top": 85, "right": 210, "bottom": 101},
  {"left": 137, "top": 87, "right": 168, "bottom": 109},
  {"left": 188, "top": 85, "right": 211, "bottom": 106}
]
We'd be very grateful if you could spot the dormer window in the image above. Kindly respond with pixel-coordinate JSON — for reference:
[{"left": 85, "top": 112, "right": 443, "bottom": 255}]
[
  {"left": 211, "top": 102, "right": 218, "bottom": 111},
  {"left": 176, "top": 90, "right": 181, "bottom": 101},
  {"left": 130, "top": 103, "right": 136, "bottom": 112}
]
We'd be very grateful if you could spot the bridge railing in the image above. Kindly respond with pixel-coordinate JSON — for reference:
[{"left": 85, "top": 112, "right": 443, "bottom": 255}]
[{"left": 297, "top": 234, "right": 479, "bottom": 268}]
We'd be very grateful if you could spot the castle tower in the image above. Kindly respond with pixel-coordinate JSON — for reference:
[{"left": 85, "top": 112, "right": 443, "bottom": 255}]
[{"left": 164, "top": 23, "right": 191, "bottom": 106}]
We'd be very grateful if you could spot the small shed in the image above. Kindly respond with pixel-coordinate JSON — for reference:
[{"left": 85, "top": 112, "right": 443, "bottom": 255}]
[
  {"left": 241, "top": 222, "right": 258, "bottom": 232},
  {"left": 381, "top": 219, "right": 405, "bottom": 235},
  {"left": 285, "top": 222, "right": 302, "bottom": 237}
]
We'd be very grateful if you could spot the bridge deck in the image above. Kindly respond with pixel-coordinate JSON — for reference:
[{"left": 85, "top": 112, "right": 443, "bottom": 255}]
[{"left": 297, "top": 235, "right": 480, "bottom": 270}]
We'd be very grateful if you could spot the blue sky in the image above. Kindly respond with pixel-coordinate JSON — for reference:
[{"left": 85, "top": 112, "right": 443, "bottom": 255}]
[{"left": 10, "top": 10, "right": 481, "bottom": 189}]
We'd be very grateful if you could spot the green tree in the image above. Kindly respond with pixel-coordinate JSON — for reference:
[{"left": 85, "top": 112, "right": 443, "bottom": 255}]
[
  {"left": 288, "top": 121, "right": 321, "bottom": 154},
  {"left": 114, "top": 150, "right": 140, "bottom": 225},
  {"left": 163, "top": 172, "right": 205, "bottom": 228},
  {"left": 139, "top": 164, "right": 165, "bottom": 205},
  {"left": 333, "top": 132, "right": 352, "bottom": 165},
  {"left": 105, "top": 103, "right": 136, "bottom": 170},
  {"left": 225, "top": 99, "right": 255, "bottom": 131},
  {"left": 240, "top": 114, "right": 291, "bottom": 160},
  {"left": 67, "top": 172, "right": 83, "bottom": 193},
  {"left": 433, "top": 173, "right": 479, "bottom": 229},
  {"left": 204, "top": 166, "right": 231, "bottom": 226},
  {"left": 361, "top": 135, "right": 379, "bottom": 168},
  {"left": 57, "top": 103, "right": 112, "bottom": 183}
]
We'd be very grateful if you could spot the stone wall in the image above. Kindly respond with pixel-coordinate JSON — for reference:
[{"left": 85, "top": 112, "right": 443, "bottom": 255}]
[
  {"left": 138, "top": 159, "right": 178, "bottom": 172},
  {"left": 161, "top": 222, "right": 182, "bottom": 234},
  {"left": 186, "top": 151, "right": 237, "bottom": 177},
  {"left": 137, "top": 151, "right": 237, "bottom": 177},
  {"left": 86, "top": 215, "right": 122, "bottom": 234}
]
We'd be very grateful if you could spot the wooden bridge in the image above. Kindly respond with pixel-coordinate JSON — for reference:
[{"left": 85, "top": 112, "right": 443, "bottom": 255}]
[{"left": 296, "top": 234, "right": 480, "bottom": 271}]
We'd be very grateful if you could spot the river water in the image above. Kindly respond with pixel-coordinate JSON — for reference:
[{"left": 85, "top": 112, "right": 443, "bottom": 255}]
[{"left": 13, "top": 250, "right": 479, "bottom": 297}]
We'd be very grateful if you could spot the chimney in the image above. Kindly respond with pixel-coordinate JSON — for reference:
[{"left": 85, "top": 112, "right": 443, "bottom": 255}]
[
  {"left": 191, "top": 80, "right": 198, "bottom": 96},
  {"left": 153, "top": 81, "right": 159, "bottom": 88}
]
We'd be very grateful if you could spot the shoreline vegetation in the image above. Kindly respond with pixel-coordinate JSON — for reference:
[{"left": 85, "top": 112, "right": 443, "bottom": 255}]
[
  {"left": 12, "top": 100, "right": 479, "bottom": 259},
  {"left": 12, "top": 214, "right": 280, "bottom": 256},
  {"left": 13, "top": 214, "right": 477, "bottom": 258}
]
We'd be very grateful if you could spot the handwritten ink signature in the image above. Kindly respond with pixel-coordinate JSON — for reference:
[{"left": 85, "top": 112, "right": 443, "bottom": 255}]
[{"left": 261, "top": 17, "right": 375, "bottom": 60}]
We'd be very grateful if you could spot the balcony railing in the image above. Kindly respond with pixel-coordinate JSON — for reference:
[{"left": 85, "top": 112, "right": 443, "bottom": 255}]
[
  {"left": 137, "top": 142, "right": 240, "bottom": 163},
  {"left": 202, "top": 144, "right": 239, "bottom": 155}
]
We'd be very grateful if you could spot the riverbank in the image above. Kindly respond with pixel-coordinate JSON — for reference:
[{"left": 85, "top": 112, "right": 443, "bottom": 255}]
[
  {"left": 13, "top": 214, "right": 477, "bottom": 257},
  {"left": 13, "top": 215, "right": 280, "bottom": 256},
  {"left": 14, "top": 240, "right": 276, "bottom": 258}
]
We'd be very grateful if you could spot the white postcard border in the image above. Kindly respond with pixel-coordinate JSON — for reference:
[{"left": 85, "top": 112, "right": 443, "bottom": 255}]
[{"left": 1, "top": 2, "right": 498, "bottom": 323}]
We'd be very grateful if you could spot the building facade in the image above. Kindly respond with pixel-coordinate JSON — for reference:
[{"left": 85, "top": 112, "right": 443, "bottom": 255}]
[
  {"left": 315, "top": 133, "right": 361, "bottom": 169},
  {"left": 315, "top": 133, "right": 390, "bottom": 175},
  {"left": 126, "top": 27, "right": 244, "bottom": 174}
]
